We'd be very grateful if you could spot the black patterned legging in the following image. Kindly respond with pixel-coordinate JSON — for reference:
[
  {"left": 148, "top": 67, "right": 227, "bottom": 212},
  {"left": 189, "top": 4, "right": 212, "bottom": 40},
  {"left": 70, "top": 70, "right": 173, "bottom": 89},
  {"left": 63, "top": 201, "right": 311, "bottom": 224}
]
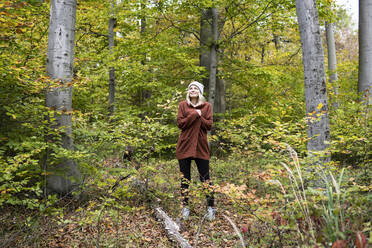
[{"left": 178, "top": 157, "right": 214, "bottom": 207}]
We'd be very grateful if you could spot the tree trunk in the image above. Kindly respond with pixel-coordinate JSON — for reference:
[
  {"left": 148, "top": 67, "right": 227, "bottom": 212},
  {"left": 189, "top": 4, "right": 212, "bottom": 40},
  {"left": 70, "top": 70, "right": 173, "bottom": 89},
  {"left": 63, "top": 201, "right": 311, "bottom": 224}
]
[
  {"left": 200, "top": 8, "right": 225, "bottom": 114},
  {"left": 274, "top": 34, "right": 280, "bottom": 50},
  {"left": 200, "top": 9, "right": 213, "bottom": 93},
  {"left": 108, "top": 0, "right": 116, "bottom": 116},
  {"left": 46, "top": 0, "right": 80, "bottom": 194},
  {"left": 215, "top": 10, "right": 226, "bottom": 114},
  {"left": 215, "top": 77, "right": 226, "bottom": 114},
  {"left": 215, "top": 48, "right": 226, "bottom": 114},
  {"left": 208, "top": 7, "right": 218, "bottom": 112},
  {"left": 325, "top": 22, "right": 339, "bottom": 108},
  {"left": 295, "top": 0, "right": 330, "bottom": 160},
  {"left": 358, "top": 0, "right": 372, "bottom": 105},
  {"left": 261, "top": 45, "right": 265, "bottom": 64}
]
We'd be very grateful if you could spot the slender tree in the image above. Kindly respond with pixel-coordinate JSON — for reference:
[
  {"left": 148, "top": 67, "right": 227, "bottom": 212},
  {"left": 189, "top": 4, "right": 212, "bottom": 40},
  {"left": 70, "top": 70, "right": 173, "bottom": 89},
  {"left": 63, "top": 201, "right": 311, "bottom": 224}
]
[
  {"left": 46, "top": 0, "right": 80, "bottom": 194},
  {"left": 295, "top": 0, "right": 330, "bottom": 159},
  {"left": 108, "top": 0, "right": 116, "bottom": 116},
  {"left": 260, "top": 44, "right": 266, "bottom": 64},
  {"left": 208, "top": 7, "right": 218, "bottom": 111},
  {"left": 215, "top": 77, "right": 226, "bottom": 113},
  {"left": 200, "top": 8, "right": 213, "bottom": 93},
  {"left": 215, "top": 8, "right": 226, "bottom": 114},
  {"left": 200, "top": 7, "right": 225, "bottom": 113},
  {"left": 325, "top": 22, "right": 339, "bottom": 108},
  {"left": 358, "top": 0, "right": 372, "bottom": 105}
]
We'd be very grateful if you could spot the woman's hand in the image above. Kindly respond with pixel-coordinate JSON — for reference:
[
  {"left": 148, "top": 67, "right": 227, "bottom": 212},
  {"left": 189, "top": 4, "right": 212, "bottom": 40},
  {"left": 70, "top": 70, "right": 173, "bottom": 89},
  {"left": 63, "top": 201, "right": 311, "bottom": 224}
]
[{"left": 196, "top": 109, "right": 201, "bottom": 116}]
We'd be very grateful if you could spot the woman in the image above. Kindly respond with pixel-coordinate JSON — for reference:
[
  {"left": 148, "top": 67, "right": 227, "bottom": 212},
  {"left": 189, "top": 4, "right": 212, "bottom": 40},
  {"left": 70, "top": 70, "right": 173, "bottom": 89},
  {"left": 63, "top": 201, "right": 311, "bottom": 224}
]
[{"left": 176, "top": 81, "right": 215, "bottom": 221}]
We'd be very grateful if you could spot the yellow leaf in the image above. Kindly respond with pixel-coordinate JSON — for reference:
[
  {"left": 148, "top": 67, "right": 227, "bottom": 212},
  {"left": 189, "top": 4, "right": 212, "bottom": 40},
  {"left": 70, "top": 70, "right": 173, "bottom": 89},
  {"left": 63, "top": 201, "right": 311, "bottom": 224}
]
[{"left": 317, "top": 103, "right": 323, "bottom": 110}]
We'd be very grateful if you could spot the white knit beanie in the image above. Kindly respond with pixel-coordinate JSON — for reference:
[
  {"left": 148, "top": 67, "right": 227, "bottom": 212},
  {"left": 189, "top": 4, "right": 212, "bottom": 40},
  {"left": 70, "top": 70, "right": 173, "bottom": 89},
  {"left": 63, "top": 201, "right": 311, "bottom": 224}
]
[{"left": 188, "top": 81, "right": 204, "bottom": 95}]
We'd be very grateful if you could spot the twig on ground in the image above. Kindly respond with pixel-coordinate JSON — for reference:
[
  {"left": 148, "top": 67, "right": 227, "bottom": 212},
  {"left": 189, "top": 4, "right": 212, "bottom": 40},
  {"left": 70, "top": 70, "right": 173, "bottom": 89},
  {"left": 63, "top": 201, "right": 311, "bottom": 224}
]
[
  {"left": 222, "top": 214, "right": 246, "bottom": 248},
  {"left": 193, "top": 214, "right": 207, "bottom": 248}
]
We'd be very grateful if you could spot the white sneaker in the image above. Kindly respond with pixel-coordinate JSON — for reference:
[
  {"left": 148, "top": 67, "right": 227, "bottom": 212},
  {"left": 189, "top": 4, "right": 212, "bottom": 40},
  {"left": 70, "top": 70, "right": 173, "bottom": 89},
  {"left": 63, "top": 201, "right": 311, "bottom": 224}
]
[
  {"left": 206, "top": 206, "right": 216, "bottom": 221},
  {"left": 181, "top": 207, "right": 190, "bottom": 220}
]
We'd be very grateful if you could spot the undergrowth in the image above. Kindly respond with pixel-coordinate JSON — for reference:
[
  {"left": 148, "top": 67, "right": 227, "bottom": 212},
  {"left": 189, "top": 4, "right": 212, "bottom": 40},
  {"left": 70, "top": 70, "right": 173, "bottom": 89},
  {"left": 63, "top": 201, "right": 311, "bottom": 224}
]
[{"left": 1, "top": 148, "right": 370, "bottom": 247}]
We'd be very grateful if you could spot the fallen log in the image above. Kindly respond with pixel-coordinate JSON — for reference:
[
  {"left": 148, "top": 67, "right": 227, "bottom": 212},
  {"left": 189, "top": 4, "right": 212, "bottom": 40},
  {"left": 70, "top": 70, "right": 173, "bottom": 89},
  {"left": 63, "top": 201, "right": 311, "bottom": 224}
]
[{"left": 154, "top": 207, "right": 192, "bottom": 248}]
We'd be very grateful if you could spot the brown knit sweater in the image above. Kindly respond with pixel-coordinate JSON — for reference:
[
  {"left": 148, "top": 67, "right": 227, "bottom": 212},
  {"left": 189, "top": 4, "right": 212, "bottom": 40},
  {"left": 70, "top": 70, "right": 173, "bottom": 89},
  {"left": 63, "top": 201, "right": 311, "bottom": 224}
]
[{"left": 176, "top": 100, "right": 213, "bottom": 160}]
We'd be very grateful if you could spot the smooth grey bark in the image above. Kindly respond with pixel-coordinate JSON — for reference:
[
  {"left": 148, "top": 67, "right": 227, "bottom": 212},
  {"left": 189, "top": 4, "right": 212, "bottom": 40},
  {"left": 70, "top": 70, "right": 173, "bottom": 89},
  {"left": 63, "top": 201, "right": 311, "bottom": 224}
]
[
  {"left": 200, "top": 8, "right": 225, "bottom": 113},
  {"left": 358, "top": 0, "right": 372, "bottom": 105},
  {"left": 46, "top": 0, "right": 80, "bottom": 194},
  {"left": 208, "top": 8, "right": 218, "bottom": 111},
  {"left": 214, "top": 45, "right": 226, "bottom": 114},
  {"left": 325, "top": 22, "right": 339, "bottom": 108},
  {"left": 215, "top": 77, "right": 226, "bottom": 113},
  {"left": 295, "top": 0, "right": 330, "bottom": 158},
  {"left": 200, "top": 9, "right": 213, "bottom": 93},
  {"left": 215, "top": 11, "right": 226, "bottom": 114},
  {"left": 108, "top": 0, "right": 116, "bottom": 116}
]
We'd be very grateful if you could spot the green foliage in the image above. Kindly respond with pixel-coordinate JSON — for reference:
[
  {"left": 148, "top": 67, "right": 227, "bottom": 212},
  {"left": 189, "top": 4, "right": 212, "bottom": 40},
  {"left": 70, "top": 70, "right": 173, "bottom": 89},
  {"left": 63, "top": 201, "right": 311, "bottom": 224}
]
[
  {"left": 330, "top": 99, "right": 371, "bottom": 170},
  {"left": 320, "top": 169, "right": 346, "bottom": 242},
  {"left": 213, "top": 111, "right": 308, "bottom": 159},
  {"left": 1, "top": 2, "right": 370, "bottom": 248},
  {"left": 275, "top": 146, "right": 370, "bottom": 246},
  {"left": 0, "top": 1, "right": 49, "bottom": 208},
  {"left": 0, "top": 155, "right": 43, "bottom": 208}
]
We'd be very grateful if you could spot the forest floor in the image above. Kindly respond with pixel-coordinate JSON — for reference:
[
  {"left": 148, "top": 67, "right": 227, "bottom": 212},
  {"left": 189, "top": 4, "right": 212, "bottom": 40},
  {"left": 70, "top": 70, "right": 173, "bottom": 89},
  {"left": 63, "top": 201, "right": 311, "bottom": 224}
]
[{"left": 1, "top": 154, "right": 369, "bottom": 247}]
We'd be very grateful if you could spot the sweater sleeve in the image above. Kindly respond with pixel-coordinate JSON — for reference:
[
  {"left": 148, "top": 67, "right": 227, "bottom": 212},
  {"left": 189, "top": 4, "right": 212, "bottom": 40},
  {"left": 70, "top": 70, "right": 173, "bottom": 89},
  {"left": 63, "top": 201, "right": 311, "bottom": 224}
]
[
  {"left": 177, "top": 102, "right": 199, "bottom": 130},
  {"left": 200, "top": 103, "right": 213, "bottom": 131}
]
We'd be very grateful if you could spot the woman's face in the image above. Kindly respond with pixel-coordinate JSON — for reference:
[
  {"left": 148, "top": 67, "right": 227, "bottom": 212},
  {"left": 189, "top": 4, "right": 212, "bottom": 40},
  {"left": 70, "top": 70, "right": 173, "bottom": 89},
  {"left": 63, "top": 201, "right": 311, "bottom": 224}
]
[{"left": 188, "top": 85, "right": 200, "bottom": 98}]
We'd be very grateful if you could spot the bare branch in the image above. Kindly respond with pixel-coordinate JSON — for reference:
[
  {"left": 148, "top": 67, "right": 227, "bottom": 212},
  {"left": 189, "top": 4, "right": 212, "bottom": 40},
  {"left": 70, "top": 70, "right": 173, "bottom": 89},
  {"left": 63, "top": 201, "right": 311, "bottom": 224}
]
[
  {"left": 224, "top": 0, "right": 275, "bottom": 41},
  {"left": 154, "top": 207, "right": 192, "bottom": 248},
  {"left": 161, "top": 13, "right": 200, "bottom": 41}
]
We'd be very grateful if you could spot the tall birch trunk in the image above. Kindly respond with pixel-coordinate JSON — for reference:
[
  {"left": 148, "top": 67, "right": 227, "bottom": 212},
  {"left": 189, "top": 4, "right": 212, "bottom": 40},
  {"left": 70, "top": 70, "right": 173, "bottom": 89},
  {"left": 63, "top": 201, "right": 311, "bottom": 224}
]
[
  {"left": 358, "top": 0, "right": 372, "bottom": 105},
  {"left": 46, "top": 0, "right": 80, "bottom": 194},
  {"left": 208, "top": 7, "right": 218, "bottom": 112},
  {"left": 108, "top": 0, "right": 116, "bottom": 116},
  {"left": 295, "top": 0, "right": 330, "bottom": 160},
  {"left": 325, "top": 22, "right": 339, "bottom": 108}
]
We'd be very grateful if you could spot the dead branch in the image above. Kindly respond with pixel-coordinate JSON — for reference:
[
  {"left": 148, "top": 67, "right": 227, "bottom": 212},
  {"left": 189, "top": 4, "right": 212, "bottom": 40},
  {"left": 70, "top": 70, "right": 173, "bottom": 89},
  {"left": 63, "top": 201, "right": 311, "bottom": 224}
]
[
  {"left": 193, "top": 214, "right": 207, "bottom": 248},
  {"left": 154, "top": 207, "right": 192, "bottom": 248}
]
